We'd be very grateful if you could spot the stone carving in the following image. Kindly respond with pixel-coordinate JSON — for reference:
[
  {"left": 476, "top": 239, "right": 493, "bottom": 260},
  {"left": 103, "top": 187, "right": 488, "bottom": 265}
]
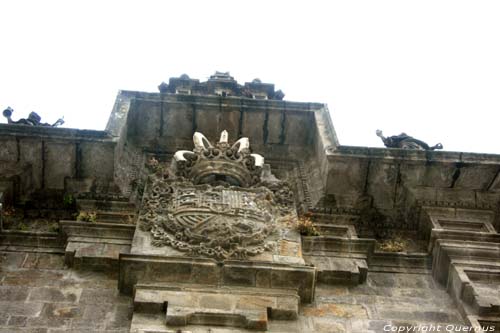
[
  {"left": 172, "top": 130, "right": 264, "bottom": 187},
  {"left": 376, "top": 130, "right": 443, "bottom": 150},
  {"left": 2, "top": 107, "right": 64, "bottom": 127},
  {"left": 139, "top": 131, "right": 292, "bottom": 260},
  {"left": 139, "top": 179, "right": 277, "bottom": 259},
  {"left": 158, "top": 72, "right": 285, "bottom": 100}
]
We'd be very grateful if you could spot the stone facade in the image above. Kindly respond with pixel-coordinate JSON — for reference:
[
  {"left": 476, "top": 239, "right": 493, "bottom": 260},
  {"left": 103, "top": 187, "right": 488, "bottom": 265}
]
[{"left": 1, "top": 73, "right": 499, "bottom": 332}]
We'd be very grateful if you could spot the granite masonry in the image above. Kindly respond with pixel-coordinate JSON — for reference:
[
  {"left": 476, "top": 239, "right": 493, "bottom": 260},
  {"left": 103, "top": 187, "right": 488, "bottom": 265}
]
[{"left": 0, "top": 73, "right": 499, "bottom": 332}]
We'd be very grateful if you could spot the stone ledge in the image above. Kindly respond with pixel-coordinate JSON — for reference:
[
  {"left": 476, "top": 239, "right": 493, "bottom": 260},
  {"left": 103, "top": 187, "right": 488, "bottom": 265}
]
[
  {"left": 301, "top": 236, "right": 374, "bottom": 254},
  {"left": 432, "top": 239, "right": 500, "bottom": 285},
  {"left": 133, "top": 284, "right": 299, "bottom": 331},
  {"left": 369, "top": 252, "right": 432, "bottom": 274},
  {"left": 118, "top": 90, "right": 326, "bottom": 112},
  {"left": 304, "top": 255, "right": 367, "bottom": 285},
  {"left": 449, "top": 264, "right": 500, "bottom": 317},
  {"left": 0, "top": 230, "right": 63, "bottom": 252},
  {"left": 119, "top": 254, "right": 315, "bottom": 303},
  {"left": 429, "top": 229, "right": 500, "bottom": 252},
  {"left": 0, "top": 123, "right": 112, "bottom": 141},
  {"left": 60, "top": 220, "right": 136, "bottom": 239},
  {"left": 61, "top": 221, "right": 135, "bottom": 270},
  {"left": 467, "top": 315, "right": 500, "bottom": 333}
]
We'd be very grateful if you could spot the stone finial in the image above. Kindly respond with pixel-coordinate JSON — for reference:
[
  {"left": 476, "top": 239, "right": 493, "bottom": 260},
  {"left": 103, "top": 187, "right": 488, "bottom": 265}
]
[{"left": 219, "top": 130, "right": 228, "bottom": 144}]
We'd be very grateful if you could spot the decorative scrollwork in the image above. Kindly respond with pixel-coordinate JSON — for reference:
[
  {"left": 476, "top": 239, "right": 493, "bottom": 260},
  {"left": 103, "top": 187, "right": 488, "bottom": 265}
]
[
  {"left": 139, "top": 177, "right": 279, "bottom": 260},
  {"left": 139, "top": 130, "right": 295, "bottom": 260}
]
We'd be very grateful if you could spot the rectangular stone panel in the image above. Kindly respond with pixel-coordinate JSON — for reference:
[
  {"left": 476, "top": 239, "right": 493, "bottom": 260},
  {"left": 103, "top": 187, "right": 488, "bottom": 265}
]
[
  {"left": 241, "top": 109, "right": 265, "bottom": 145},
  {"left": 79, "top": 142, "right": 115, "bottom": 180},
  {"left": 266, "top": 110, "right": 283, "bottom": 144},
  {"left": 19, "top": 138, "right": 43, "bottom": 189},
  {"left": 284, "top": 111, "right": 314, "bottom": 146},
  {"left": 126, "top": 99, "right": 162, "bottom": 147},
  {"left": 219, "top": 108, "right": 241, "bottom": 140},
  {"left": 193, "top": 106, "right": 220, "bottom": 141},
  {"left": 0, "top": 137, "right": 17, "bottom": 161},
  {"left": 44, "top": 141, "right": 76, "bottom": 189},
  {"left": 163, "top": 100, "right": 194, "bottom": 139}
]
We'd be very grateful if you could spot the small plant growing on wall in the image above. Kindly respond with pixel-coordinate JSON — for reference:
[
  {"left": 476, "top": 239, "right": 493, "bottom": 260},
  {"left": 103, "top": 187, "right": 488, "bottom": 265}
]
[
  {"left": 146, "top": 157, "right": 169, "bottom": 178},
  {"left": 17, "top": 222, "right": 29, "bottom": 231},
  {"left": 63, "top": 193, "right": 75, "bottom": 208},
  {"left": 76, "top": 211, "right": 97, "bottom": 223},
  {"left": 376, "top": 235, "right": 408, "bottom": 253},
  {"left": 48, "top": 223, "right": 59, "bottom": 233},
  {"left": 297, "top": 214, "right": 320, "bottom": 236}
]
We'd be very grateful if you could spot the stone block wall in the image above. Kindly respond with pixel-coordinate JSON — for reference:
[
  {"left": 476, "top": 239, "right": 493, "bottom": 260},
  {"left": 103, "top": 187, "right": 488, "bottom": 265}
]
[
  {"left": 0, "top": 249, "right": 469, "bottom": 333},
  {"left": 0, "top": 124, "right": 115, "bottom": 199},
  {"left": 0, "top": 251, "right": 133, "bottom": 333},
  {"left": 127, "top": 271, "right": 464, "bottom": 332}
]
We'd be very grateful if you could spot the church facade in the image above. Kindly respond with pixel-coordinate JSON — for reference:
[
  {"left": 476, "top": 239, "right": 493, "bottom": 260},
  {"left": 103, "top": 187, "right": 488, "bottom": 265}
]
[{"left": 0, "top": 73, "right": 499, "bottom": 332}]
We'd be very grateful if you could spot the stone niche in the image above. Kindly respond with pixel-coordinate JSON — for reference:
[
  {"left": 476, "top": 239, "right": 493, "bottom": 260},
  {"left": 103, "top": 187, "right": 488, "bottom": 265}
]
[{"left": 119, "top": 130, "right": 315, "bottom": 331}]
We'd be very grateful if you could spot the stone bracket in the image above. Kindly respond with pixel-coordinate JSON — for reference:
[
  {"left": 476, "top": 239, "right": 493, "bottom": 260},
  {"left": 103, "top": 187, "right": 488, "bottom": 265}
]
[
  {"left": 302, "top": 235, "right": 373, "bottom": 285},
  {"left": 449, "top": 263, "right": 500, "bottom": 317},
  {"left": 61, "top": 220, "right": 134, "bottom": 270},
  {"left": 133, "top": 284, "right": 299, "bottom": 331}
]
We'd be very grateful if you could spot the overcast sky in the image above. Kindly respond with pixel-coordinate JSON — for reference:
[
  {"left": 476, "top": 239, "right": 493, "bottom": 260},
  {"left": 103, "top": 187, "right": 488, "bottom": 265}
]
[{"left": 1, "top": 0, "right": 500, "bottom": 154}]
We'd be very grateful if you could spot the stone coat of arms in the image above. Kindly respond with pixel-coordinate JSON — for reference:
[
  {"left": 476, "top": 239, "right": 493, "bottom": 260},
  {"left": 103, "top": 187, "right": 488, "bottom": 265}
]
[{"left": 139, "top": 131, "right": 294, "bottom": 260}]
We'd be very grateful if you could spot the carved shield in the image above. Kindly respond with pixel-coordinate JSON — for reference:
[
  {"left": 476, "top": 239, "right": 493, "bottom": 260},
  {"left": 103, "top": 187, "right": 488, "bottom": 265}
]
[{"left": 139, "top": 179, "right": 277, "bottom": 259}]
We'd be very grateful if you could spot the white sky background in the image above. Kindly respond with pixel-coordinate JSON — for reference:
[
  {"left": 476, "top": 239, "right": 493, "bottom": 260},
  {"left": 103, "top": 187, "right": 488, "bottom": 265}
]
[{"left": 1, "top": 0, "right": 500, "bottom": 154}]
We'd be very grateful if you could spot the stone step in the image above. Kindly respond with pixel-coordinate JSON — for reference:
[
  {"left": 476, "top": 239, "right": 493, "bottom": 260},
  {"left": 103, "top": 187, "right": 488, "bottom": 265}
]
[
  {"left": 77, "top": 199, "right": 136, "bottom": 212},
  {"left": 369, "top": 252, "right": 432, "bottom": 273},
  {"left": 95, "top": 211, "right": 136, "bottom": 224},
  {"left": 0, "top": 230, "right": 64, "bottom": 253}
]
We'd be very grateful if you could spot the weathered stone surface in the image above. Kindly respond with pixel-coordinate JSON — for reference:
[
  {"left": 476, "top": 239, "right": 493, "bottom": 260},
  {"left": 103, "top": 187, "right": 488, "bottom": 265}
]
[
  {"left": 4, "top": 74, "right": 500, "bottom": 332},
  {"left": 132, "top": 284, "right": 299, "bottom": 331},
  {"left": 0, "top": 252, "right": 133, "bottom": 332}
]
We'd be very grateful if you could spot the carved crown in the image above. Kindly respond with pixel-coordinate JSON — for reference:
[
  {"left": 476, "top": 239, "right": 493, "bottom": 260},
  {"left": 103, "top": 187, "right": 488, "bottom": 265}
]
[{"left": 172, "top": 130, "right": 264, "bottom": 187}]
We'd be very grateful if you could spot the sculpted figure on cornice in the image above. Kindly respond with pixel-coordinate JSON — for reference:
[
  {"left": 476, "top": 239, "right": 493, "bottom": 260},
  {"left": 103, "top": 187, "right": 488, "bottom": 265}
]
[
  {"left": 2, "top": 107, "right": 64, "bottom": 127},
  {"left": 376, "top": 129, "right": 443, "bottom": 150}
]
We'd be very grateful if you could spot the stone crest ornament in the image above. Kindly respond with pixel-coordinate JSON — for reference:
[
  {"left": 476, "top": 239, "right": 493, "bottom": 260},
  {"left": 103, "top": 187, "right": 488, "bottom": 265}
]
[
  {"left": 172, "top": 130, "right": 264, "bottom": 187},
  {"left": 376, "top": 129, "right": 443, "bottom": 150},
  {"left": 139, "top": 131, "right": 287, "bottom": 260}
]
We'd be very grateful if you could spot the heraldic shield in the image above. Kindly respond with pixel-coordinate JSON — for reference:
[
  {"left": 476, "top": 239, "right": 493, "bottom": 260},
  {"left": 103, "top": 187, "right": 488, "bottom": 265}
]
[
  {"left": 139, "top": 179, "right": 279, "bottom": 260},
  {"left": 138, "top": 131, "right": 293, "bottom": 260}
]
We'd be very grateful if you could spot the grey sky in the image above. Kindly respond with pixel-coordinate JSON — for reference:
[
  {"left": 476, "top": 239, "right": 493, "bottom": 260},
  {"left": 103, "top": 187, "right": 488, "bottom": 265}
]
[{"left": 1, "top": 0, "right": 500, "bottom": 153}]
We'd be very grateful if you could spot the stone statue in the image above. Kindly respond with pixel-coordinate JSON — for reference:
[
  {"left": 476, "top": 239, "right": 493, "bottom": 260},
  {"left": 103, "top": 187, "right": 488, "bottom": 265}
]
[
  {"left": 2, "top": 107, "right": 64, "bottom": 127},
  {"left": 376, "top": 130, "right": 443, "bottom": 150}
]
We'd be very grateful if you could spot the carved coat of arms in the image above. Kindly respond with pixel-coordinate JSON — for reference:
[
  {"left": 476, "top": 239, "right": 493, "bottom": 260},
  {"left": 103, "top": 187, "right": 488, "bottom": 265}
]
[{"left": 139, "top": 131, "right": 294, "bottom": 260}]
